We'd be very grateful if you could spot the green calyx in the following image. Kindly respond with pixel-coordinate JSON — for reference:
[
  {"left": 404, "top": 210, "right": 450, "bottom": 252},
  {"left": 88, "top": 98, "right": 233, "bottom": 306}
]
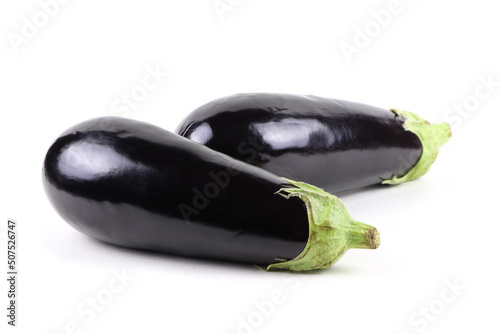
[
  {"left": 382, "top": 109, "right": 452, "bottom": 185},
  {"left": 266, "top": 179, "right": 380, "bottom": 272}
]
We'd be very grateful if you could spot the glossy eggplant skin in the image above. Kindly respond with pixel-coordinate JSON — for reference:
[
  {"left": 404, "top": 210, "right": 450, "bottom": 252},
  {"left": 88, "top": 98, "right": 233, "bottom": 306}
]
[
  {"left": 176, "top": 93, "right": 424, "bottom": 194},
  {"left": 43, "top": 117, "right": 309, "bottom": 265}
]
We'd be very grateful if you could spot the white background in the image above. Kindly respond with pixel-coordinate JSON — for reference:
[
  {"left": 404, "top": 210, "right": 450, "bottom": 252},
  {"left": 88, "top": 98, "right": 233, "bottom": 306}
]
[{"left": 1, "top": 1, "right": 499, "bottom": 333}]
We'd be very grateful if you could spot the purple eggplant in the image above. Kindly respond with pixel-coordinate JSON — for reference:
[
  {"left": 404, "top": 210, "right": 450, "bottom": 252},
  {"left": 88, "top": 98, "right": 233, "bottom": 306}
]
[
  {"left": 176, "top": 93, "right": 451, "bottom": 193},
  {"left": 43, "top": 117, "right": 379, "bottom": 271}
]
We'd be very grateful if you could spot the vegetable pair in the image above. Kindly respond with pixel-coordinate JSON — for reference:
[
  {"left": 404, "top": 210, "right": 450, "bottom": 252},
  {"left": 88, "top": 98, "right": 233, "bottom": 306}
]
[{"left": 43, "top": 93, "right": 450, "bottom": 271}]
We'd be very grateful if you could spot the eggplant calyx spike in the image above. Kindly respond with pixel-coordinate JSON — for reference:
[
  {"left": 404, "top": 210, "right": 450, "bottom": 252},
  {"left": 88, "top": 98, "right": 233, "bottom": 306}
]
[
  {"left": 266, "top": 179, "right": 380, "bottom": 272},
  {"left": 383, "top": 108, "right": 452, "bottom": 185}
]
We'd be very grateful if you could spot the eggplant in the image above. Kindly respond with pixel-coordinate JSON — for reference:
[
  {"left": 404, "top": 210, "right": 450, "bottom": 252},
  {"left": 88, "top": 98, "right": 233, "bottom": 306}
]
[
  {"left": 42, "top": 117, "right": 379, "bottom": 271},
  {"left": 176, "top": 93, "right": 451, "bottom": 193}
]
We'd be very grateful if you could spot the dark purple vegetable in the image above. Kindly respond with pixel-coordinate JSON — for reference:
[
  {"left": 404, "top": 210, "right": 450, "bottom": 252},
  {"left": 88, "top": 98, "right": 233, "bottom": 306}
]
[
  {"left": 176, "top": 93, "right": 451, "bottom": 193},
  {"left": 42, "top": 117, "right": 379, "bottom": 271}
]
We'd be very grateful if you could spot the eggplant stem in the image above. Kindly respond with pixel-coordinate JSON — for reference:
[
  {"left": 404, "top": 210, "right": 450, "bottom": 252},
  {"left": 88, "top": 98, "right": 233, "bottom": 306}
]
[
  {"left": 383, "top": 109, "right": 452, "bottom": 185},
  {"left": 266, "top": 179, "right": 380, "bottom": 271},
  {"left": 346, "top": 223, "right": 380, "bottom": 250}
]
